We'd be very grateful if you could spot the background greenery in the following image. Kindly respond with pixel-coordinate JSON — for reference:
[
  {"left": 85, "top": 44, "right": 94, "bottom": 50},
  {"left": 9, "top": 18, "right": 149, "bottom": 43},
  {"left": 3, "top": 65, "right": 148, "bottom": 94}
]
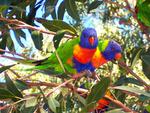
[{"left": 0, "top": 0, "right": 150, "bottom": 113}]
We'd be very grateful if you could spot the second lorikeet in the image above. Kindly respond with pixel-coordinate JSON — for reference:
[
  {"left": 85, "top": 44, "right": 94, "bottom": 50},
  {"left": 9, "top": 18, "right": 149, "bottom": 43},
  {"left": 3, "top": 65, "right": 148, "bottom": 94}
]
[{"left": 30, "top": 28, "right": 122, "bottom": 75}]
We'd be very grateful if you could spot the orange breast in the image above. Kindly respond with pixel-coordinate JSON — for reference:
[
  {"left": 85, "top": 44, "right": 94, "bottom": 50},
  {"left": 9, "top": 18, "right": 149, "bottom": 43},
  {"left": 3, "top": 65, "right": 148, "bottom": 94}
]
[
  {"left": 73, "top": 45, "right": 96, "bottom": 64},
  {"left": 91, "top": 48, "right": 107, "bottom": 68}
]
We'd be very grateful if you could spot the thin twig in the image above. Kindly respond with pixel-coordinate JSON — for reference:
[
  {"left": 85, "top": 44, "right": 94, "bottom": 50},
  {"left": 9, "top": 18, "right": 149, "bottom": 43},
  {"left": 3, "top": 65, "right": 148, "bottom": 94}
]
[
  {"left": 24, "top": 80, "right": 136, "bottom": 113},
  {"left": 0, "top": 63, "right": 20, "bottom": 78},
  {"left": 19, "top": 71, "right": 39, "bottom": 80},
  {"left": 0, "top": 17, "right": 77, "bottom": 39},
  {"left": 46, "top": 79, "right": 74, "bottom": 97},
  {"left": 0, "top": 49, "right": 31, "bottom": 60},
  {"left": 105, "top": 95, "right": 136, "bottom": 113},
  {"left": 118, "top": 61, "right": 150, "bottom": 90},
  {"left": 55, "top": 50, "right": 66, "bottom": 73}
]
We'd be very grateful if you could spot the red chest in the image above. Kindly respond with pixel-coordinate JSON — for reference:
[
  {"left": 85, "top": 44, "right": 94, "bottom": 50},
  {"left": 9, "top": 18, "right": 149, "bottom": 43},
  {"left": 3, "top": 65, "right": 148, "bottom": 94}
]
[{"left": 73, "top": 45, "right": 96, "bottom": 64}]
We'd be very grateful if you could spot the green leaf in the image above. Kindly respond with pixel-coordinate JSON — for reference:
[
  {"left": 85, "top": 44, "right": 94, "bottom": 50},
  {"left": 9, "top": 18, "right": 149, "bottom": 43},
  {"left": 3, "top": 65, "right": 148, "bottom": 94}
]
[
  {"left": 114, "top": 76, "right": 142, "bottom": 86},
  {"left": 105, "top": 108, "right": 125, "bottom": 113},
  {"left": 7, "top": 36, "right": 15, "bottom": 51},
  {"left": 131, "top": 48, "right": 143, "bottom": 67},
  {"left": 43, "top": 0, "right": 58, "bottom": 19},
  {"left": 88, "top": 1, "right": 103, "bottom": 13},
  {"left": 65, "top": 0, "right": 80, "bottom": 20},
  {"left": 13, "top": 30, "right": 25, "bottom": 47},
  {"left": 74, "top": 92, "right": 86, "bottom": 106},
  {"left": 141, "top": 54, "right": 150, "bottom": 79},
  {"left": 58, "top": 1, "right": 65, "bottom": 20},
  {"left": 141, "top": 55, "right": 150, "bottom": 66},
  {"left": 86, "top": 77, "right": 110, "bottom": 110},
  {"left": 25, "top": 97, "right": 38, "bottom": 107},
  {"left": 0, "top": 88, "right": 15, "bottom": 99},
  {"left": 137, "top": 0, "right": 150, "bottom": 26},
  {"left": 5, "top": 74, "right": 23, "bottom": 100},
  {"left": 113, "top": 86, "right": 150, "bottom": 98},
  {"left": 14, "top": 80, "right": 29, "bottom": 91},
  {"left": 21, "top": 106, "right": 37, "bottom": 113},
  {"left": 31, "top": 31, "right": 43, "bottom": 50},
  {"left": 47, "top": 96, "right": 60, "bottom": 113},
  {"left": 53, "top": 30, "right": 66, "bottom": 49},
  {"left": 38, "top": 19, "right": 77, "bottom": 35},
  {"left": 0, "top": 65, "right": 15, "bottom": 74},
  {"left": 0, "top": 35, "right": 7, "bottom": 54}
]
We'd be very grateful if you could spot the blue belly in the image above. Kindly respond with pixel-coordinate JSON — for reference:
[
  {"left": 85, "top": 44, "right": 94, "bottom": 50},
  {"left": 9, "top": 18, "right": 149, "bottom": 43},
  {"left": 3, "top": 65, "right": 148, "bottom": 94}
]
[{"left": 73, "top": 57, "right": 95, "bottom": 72}]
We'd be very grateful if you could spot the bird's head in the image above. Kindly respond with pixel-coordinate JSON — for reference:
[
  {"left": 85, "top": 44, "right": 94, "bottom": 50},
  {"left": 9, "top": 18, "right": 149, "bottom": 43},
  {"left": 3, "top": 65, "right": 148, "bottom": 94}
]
[
  {"left": 99, "top": 40, "right": 122, "bottom": 61},
  {"left": 79, "top": 28, "right": 98, "bottom": 49}
]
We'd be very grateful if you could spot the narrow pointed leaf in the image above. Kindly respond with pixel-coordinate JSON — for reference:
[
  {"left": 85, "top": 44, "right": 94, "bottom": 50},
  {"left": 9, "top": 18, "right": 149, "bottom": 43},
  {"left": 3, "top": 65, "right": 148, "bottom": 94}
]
[
  {"left": 25, "top": 97, "right": 38, "bottom": 107},
  {"left": 105, "top": 109, "right": 125, "bottom": 113},
  {"left": 53, "top": 30, "right": 66, "bottom": 49},
  {"left": 141, "top": 54, "right": 150, "bottom": 79},
  {"left": 0, "top": 88, "right": 15, "bottom": 99},
  {"left": 5, "top": 74, "right": 23, "bottom": 99},
  {"left": 65, "top": 0, "right": 80, "bottom": 20},
  {"left": 0, "top": 65, "right": 15, "bottom": 74},
  {"left": 86, "top": 77, "right": 110, "bottom": 110},
  {"left": 58, "top": 1, "right": 65, "bottom": 20},
  {"left": 88, "top": 1, "right": 103, "bottom": 13},
  {"left": 131, "top": 48, "right": 143, "bottom": 67},
  {"left": 113, "top": 86, "right": 150, "bottom": 98},
  {"left": 14, "top": 80, "right": 29, "bottom": 91},
  {"left": 48, "top": 96, "right": 60, "bottom": 113},
  {"left": 31, "top": 31, "right": 43, "bottom": 50},
  {"left": 75, "top": 92, "right": 86, "bottom": 106},
  {"left": 37, "top": 19, "right": 77, "bottom": 35}
]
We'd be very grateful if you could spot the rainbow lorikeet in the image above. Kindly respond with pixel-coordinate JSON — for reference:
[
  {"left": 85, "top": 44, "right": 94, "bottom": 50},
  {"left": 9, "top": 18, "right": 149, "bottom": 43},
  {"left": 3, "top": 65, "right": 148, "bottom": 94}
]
[{"left": 31, "top": 28, "right": 122, "bottom": 75}]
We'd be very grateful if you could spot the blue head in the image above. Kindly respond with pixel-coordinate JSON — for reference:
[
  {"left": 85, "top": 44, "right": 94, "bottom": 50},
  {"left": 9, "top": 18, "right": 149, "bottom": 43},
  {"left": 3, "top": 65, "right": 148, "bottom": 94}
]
[
  {"left": 102, "top": 40, "right": 122, "bottom": 61},
  {"left": 79, "top": 28, "right": 98, "bottom": 49}
]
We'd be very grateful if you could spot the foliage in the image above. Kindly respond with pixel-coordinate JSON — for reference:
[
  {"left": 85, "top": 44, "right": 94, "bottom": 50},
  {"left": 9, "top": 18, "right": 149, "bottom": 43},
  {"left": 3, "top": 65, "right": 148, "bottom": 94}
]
[{"left": 0, "top": 0, "right": 150, "bottom": 113}]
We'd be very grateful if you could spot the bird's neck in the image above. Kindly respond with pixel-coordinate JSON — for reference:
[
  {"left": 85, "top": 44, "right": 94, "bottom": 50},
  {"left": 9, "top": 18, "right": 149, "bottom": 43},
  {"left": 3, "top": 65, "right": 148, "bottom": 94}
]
[{"left": 73, "top": 44, "right": 96, "bottom": 64}]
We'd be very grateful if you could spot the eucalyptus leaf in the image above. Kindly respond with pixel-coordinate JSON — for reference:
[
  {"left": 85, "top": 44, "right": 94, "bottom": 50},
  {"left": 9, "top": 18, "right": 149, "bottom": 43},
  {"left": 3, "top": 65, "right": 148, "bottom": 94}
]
[
  {"left": 31, "top": 31, "right": 43, "bottom": 50},
  {"left": 38, "top": 19, "right": 77, "bottom": 35},
  {"left": 47, "top": 96, "right": 60, "bottom": 113},
  {"left": 14, "top": 80, "right": 29, "bottom": 91},
  {"left": 65, "top": 0, "right": 80, "bottom": 20},
  {"left": 0, "top": 88, "right": 15, "bottom": 99},
  {"left": 58, "top": 1, "right": 65, "bottom": 20},
  {"left": 5, "top": 74, "right": 23, "bottom": 100},
  {"left": 0, "top": 65, "right": 15, "bottom": 74},
  {"left": 113, "top": 86, "right": 150, "bottom": 98},
  {"left": 25, "top": 97, "right": 38, "bottom": 108},
  {"left": 105, "top": 108, "right": 125, "bottom": 113},
  {"left": 88, "top": 1, "right": 103, "bottom": 13},
  {"left": 86, "top": 77, "right": 110, "bottom": 111}
]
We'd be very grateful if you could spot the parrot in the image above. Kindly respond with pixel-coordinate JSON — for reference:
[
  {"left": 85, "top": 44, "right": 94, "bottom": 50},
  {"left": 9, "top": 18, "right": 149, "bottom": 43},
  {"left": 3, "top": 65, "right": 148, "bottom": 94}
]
[
  {"left": 1, "top": 28, "right": 122, "bottom": 112},
  {"left": 27, "top": 27, "right": 122, "bottom": 76}
]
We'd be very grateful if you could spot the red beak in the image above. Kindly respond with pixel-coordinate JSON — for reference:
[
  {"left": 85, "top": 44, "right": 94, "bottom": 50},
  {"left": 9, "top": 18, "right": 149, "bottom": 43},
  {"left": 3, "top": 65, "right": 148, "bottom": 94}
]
[
  {"left": 115, "top": 53, "right": 122, "bottom": 60},
  {"left": 89, "top": 37, "right": 95, "bottom": 46}
]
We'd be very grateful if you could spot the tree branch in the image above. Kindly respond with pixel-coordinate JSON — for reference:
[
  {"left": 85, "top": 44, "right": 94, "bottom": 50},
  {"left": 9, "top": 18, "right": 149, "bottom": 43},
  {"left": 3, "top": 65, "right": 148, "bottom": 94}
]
[
  {"left": 0, "top": 17, "right": 76, "bottom": 39},
  {"left": 118, "top": 61, "right": 150, "bottom": 90},
  {"left": 24, "top": 80, "right": 135, "bottom": 112}
]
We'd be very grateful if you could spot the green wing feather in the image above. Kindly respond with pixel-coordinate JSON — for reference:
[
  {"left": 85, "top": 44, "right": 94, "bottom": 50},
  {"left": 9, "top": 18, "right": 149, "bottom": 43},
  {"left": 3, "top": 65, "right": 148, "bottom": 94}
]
[{"left": 27, "top": 38, "right": 80, "bottom": 74}]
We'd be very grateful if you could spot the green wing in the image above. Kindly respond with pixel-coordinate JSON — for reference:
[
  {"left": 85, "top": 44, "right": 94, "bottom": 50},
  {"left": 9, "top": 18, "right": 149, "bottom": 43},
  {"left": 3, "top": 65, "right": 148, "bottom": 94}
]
[{"left": 27, "top": 38, "right": 79, "bottom": 74}]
